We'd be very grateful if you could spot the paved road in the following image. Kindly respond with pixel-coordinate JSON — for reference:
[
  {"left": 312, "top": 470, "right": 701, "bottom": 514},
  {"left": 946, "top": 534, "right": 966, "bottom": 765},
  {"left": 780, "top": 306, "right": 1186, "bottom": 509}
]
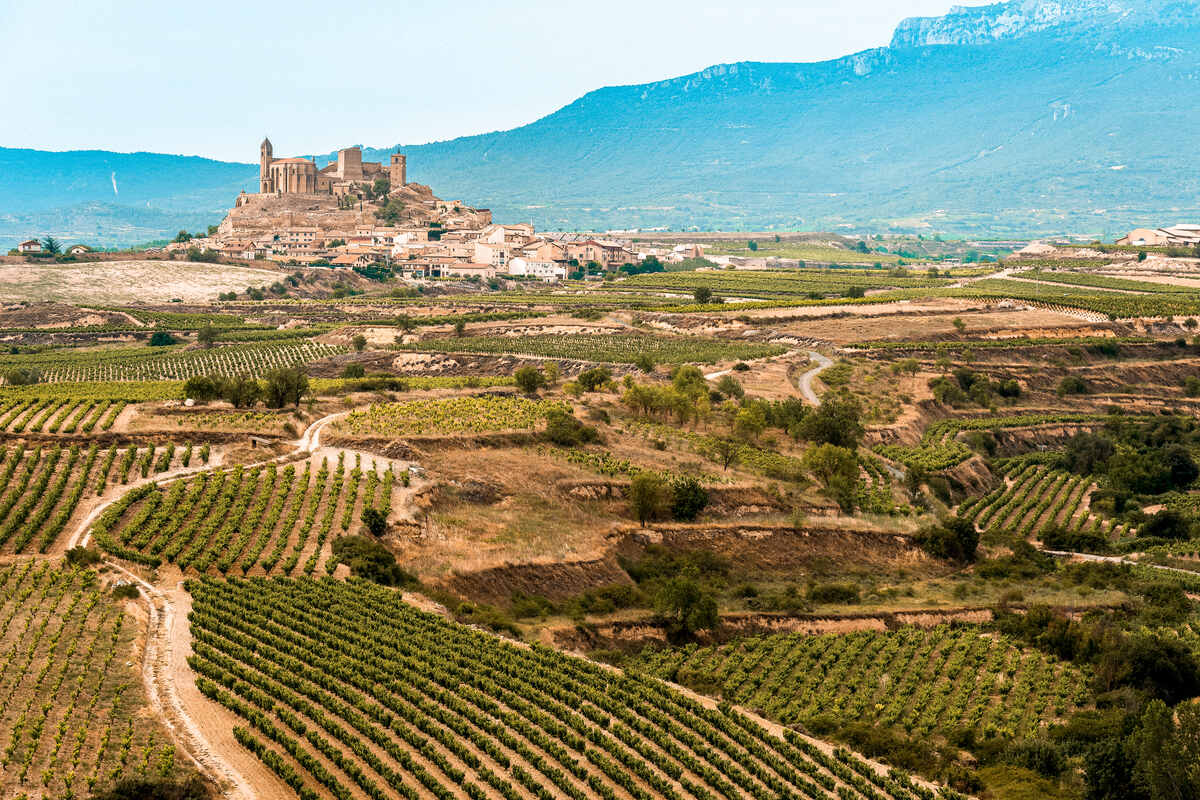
[{"left": 797, "top": 350, "right": 834, "bottom": 405}]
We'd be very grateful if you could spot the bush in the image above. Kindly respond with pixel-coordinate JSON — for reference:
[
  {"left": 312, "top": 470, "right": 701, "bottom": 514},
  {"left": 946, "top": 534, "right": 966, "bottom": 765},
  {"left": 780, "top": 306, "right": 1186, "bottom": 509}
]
[
  {"left": 220, "top": 375, "right": 261, "bottom": 408},
  {"left": 89, "top": 776, "right": 211, "bottom": 800},
  {"left": 331, "top": 536, "right": 415, "bottom": 586},
  {"left": 1057, "top": 375, "right": 1091, "bottom": 395},
  {"left": 66, "top": 546, "right": 102, "bottom": 567},
  {"left": 340, "top": 363, "right": 366, "bottom": 379},
  {"left": 3, "top": 366, "right": 40, "bottom": 386},
  {"left": 544, "top": 409, "right": 599, "bottom": 446},
  {"left": 351, "top": 334, "right": 367, "bottom": 352},
  {"left": 148, "top": 331, "right": 176, "bottom": 347},
  {"left": 670, "top": 476, "right": 708, "bottom": 521},
  {"left": 807, "top": 582, "right": 860, "bottom": 604},
  {"left": 112, "top": 583, "right": 140, "bottom": 600},
  {"left": 655, "top": 569, "right": 718, "bottom": 639},
  {"left": 915, "top": 516, "right": 979, "bottom": 562},
  {"left": 576, "top": 366, "right": 612, "bottom": 392},
  {"left": 361, "top": 507, "right": 388, "bottom": 537},
  {"left": 1040, "top": 524, "right": 1110, "bottom": 553},
  {"left": 514, "top": 365, "right": 547, "bottom": 394}
]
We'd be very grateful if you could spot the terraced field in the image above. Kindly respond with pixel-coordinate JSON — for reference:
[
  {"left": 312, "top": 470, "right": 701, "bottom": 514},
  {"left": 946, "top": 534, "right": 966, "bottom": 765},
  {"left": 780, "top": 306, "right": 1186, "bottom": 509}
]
[{"left": 633, "top": 626, "right": 1091, "bottom": 739}]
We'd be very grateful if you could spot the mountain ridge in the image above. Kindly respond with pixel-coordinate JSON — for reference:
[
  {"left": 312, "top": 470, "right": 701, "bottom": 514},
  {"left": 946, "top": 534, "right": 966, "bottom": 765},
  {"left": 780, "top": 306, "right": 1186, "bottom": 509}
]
[{"left": 3, "top": 0, "right": 1199, "bottom": 248}]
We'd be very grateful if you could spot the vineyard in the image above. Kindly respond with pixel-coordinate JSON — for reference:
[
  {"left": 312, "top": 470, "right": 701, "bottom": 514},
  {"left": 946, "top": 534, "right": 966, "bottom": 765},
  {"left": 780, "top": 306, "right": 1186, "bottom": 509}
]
[
  {"left": 0, "top": 341, "right": 346, "bottom": 383},
  {"left": 92, "top": 452, "right": 396, "bottom": 574},
  {"left": 0, "top": 397, "right": 126, "bottom": 435},
  {"left": 955, "top": 464, "right": 1133, "bottom": 539},
  {"left": 633, "top": 626, "right": 1091, "bottom": 740},
  {"left": 397, "top": 333, "right": 788, "bottom": 365},
  {"left": 1011, "top": 270, "right": 1193, "bottom": 295},
  {"left": 616, "top": 269, "right": 953, "bottom": 299},
  {"left": 0, "top": 562, "right": 177, "bottom": 797},
  {"left": 875, "top": 414, "right": 1114, "bottom": 472},
  {"left": 0, "top": 440, "right": 193, "bottom": 555},
  {"left": 333, "top": 396, "right": 567, "bottom": 437},
  {"left": 187, "top": 575, "right": 960, "bottom": 800}
]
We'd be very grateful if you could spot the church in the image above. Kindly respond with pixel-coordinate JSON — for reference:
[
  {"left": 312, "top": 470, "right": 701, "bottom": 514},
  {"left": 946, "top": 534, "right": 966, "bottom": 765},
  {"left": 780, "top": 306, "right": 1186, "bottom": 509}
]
[{"left": 258, "top": 137, "right": 407, "bottom": 197}]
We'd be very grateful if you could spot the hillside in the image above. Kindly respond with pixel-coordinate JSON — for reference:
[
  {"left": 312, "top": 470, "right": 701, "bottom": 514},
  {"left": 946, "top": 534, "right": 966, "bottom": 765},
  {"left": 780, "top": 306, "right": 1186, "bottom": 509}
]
[{"left": 4, "top": 0, "right": 1200, "bottom": 247}]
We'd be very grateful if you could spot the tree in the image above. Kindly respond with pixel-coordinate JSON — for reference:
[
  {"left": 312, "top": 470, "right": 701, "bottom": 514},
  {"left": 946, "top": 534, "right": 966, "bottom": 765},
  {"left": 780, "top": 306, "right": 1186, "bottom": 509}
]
[
  {"left": 453, "top": 320, "right": 466, "bottom": 338},
  {"left": 514, "top": 365, "right": 546, "bottom": 394},
  {"left": 1058, "top": 375, "right": 1091, "bottom": 395},
  {"left": 693, "top": 286, "right": 713, "bottom": 304},
  {"left": 1126, "top": 700, "right": 1200, "bottom": 800},
  {"left": 361, "top": 507, "right": 388, "bottom": 537},
  {"left": 196, "top": 324, "right": 218, "bottom": 348},
  {"left": 798, "top": 391, "right": 864, "bottom": 448},
  {"left": 41, "top": 236, "right": 61, "bottom": 254},
  {"left": 733, "top": 404, "right": 766, "bottom": 442},
  {"left": 655, "top": 567, "right": 719, "bottom": 639},
  {"left": 220, "top": 375, "right": 261, "bottom": 408},
  {"left": 708, "top": 438, "right": 740, "bottom": 471},
  {"left": 715, "top": 374, "right": 744, "bottom": 399},
  {"left": 576, "top": 366, "right": 611, "bottom": 392},
  {"left": 629, "top": 473, "right": 669, "bottom": 526},
  {"left": 670, "top": 476, "right": 709, "bottom": 521},
  {"left": 351, "top": 334, "right": 367, "bottom": 352},
  {"left": 263, "top": 366, "right": 308, "bottom": 408},
  {"left": 542, "top": 362, "right": 560, "bottom": 386},
  {"left": 148, "top": 331, "right": 176, "bottom": 347},
  {"left": 746, "top": 240, "right": 758, "bottom": 252},
  {"left": 914, "top": 516, "right": 979, "bottom": 562},
  {"left": 341, "top": 363, "right": 366, "bottom": 378},
  {"left": 804, "top": 444, "right": 859, "bottom": 512},
  {"left": 183, "top": 375, "right": 221, "bottom": 401},
  {"left": 173, "top": 230, "right": 193, "bottom": 243},
  {"left": 952, "top": 317, "right": 966, "bottom": 333},
  {"left": 634, "top": 354, "right": 656, "bottom": 373}
]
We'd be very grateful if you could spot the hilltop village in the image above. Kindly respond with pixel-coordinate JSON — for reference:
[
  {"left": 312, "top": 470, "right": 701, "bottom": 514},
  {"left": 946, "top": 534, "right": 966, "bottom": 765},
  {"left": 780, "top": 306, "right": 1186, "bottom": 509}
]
[{"left": 152, "top": 139, "right": 705, "bottom": 282}]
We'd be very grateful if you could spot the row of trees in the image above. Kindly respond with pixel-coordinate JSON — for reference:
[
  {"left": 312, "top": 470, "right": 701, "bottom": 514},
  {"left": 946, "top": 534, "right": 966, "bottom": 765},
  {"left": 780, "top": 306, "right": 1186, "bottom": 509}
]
[{"left": 183, "top": 366, "right": 309, "bottom": 408}]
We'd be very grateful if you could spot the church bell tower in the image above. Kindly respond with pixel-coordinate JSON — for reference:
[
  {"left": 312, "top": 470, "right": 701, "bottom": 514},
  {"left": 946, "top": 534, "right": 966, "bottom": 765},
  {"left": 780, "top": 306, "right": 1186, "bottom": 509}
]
[{"left": 259, "top": 137, "right": 274, "bottom": 193}]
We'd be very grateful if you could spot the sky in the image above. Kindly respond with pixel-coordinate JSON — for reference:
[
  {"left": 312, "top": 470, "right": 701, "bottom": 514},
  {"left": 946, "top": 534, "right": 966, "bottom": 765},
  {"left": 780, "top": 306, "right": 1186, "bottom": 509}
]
[{"left": 1, "top": 0, "right": 977, "bottom": 163}]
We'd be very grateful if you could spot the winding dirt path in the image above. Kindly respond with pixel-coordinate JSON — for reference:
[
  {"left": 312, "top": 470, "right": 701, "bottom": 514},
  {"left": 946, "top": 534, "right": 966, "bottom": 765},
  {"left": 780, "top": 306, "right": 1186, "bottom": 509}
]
[
  {"left": 796, "top": 349, "right": 834, "bottom": 405},
  {"left": 64, "top": 411, "right": 350, "bottom": 798}
]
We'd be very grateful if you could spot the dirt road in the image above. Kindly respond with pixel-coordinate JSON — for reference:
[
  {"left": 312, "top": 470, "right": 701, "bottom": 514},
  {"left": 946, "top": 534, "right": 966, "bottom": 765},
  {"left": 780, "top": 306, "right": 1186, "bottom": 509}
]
[{"left": 797, "top": 350, "right": 834, "bottom": 405}]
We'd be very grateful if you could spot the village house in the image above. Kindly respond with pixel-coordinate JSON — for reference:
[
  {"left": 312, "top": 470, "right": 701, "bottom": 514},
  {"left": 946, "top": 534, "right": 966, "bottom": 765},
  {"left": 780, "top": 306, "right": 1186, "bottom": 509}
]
[
  {"left": 508, "top": 257, "right": 566, "bottom": 282},
  {"left": 17, "top": 240, "right": 41, "bottom": 253}
]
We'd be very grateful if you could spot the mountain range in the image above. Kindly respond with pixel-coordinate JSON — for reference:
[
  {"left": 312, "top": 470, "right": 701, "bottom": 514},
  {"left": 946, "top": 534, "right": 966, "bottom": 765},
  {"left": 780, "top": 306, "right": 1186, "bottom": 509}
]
[{"left": 3, "top": 0, "right": 1199, "bottom": 249}]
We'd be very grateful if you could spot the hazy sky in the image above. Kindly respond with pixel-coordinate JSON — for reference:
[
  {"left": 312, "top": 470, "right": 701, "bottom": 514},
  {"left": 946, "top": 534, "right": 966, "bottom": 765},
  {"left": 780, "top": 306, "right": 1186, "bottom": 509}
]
[{"left": 2, "top": 0, "right": 975, "bottom": 162}]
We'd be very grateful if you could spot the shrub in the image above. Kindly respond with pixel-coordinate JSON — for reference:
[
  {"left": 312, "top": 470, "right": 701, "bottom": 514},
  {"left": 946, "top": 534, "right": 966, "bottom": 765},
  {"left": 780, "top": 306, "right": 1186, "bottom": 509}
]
[
  {"left": 670, "top": 476, "right": 708, "bottom": 521},
  {"left": 3, "top": 366, "right": 40, "bottom": 386},
  {"left": 89, "top": 776, "right": 211, "bottom": 800},
  {"left": 1057, "top": 375, "right": 1090, "bottom": 395},
  {"left": 331, "top": 536, "right": 415, "bottom": 586},
  {"left": 112, "top": 583, "right": 140, "bottom": 600},
  {"left": 915, "top": 516, "right": 979, "bottom": 562},
  {"left": 351, "top": 334, "right": 367, "bottom": 352},
  {"left": 513, "top": 365, "right": 547, "bottom": 394},
  {"left": 544, "top": 409, "right": 599, "bottom": 446},
  {"left": 576, "top": 366, "right": 612, "bottom": 392},
  {"left": 340, "top": 363, "right": 366, "bottom": 379},
  {"left": 361, "top": 507, "right": 388, "bottom": 537},
  {"left": 66, "top": 546, "right": 102, "bottom": 567},
  {"left": 807, "top": 582, "right": 860, "bottom": 604},
  {"left": 148, "top": 331, "right": 176, "bottom": 347}
]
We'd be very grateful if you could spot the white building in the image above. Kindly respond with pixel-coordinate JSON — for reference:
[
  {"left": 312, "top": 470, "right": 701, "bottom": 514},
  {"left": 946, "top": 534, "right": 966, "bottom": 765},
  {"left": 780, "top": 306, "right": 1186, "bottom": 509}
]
[
  {"left": 17, "top": 240, "right": 41, "bottom": 253},
  {"left": 508, "top": 257, "right": 567, "bottom": 282}
]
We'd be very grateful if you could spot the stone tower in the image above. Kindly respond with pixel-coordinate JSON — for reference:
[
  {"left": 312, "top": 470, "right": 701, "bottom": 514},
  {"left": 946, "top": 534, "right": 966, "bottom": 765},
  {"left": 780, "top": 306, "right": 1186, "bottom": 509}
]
[
  {"left": 390, "top": 153, "right": 407, "bottom": 187},
  {"left": 259, "top": 137, "right": 273, "bottom": 193}
]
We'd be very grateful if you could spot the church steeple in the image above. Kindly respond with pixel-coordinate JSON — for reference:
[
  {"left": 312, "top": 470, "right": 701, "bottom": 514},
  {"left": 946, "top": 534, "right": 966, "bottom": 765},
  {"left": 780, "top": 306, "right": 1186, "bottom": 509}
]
[{"left": 259, "top": 136, "right": 274, "bottom": 193}]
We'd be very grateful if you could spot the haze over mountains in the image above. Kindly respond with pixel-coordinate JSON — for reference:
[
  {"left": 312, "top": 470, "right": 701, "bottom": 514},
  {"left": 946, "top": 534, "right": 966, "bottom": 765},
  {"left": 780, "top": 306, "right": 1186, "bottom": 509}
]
[{"left": 3, "top": 0, "right": 1199, "bottom": 249}]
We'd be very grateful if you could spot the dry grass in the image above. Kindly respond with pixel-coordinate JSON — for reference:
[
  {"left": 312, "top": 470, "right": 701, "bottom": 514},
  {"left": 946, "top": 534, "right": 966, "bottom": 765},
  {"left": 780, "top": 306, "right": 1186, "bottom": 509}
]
[{"left": 0, "top": 260, "right": 284, "bottom": 304}]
